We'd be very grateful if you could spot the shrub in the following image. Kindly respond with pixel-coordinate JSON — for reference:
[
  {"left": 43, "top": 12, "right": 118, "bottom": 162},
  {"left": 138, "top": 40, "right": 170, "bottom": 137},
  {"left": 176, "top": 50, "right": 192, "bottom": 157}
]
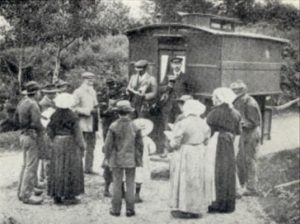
[
  {"left": 258, "top": 148, "right": 300, "bottom": 224},
  {"left": 0, "top": 131, "right": 20, "bottom": 152}
]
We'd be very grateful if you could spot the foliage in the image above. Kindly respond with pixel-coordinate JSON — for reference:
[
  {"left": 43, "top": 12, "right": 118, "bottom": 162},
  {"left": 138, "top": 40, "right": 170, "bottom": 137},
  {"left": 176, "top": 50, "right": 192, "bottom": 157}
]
[
  {"left": 148, "top": 0, "right": 300, "bottom": 30},
  {"left": 0, "top": 131, "right": 20, "bottom": 152},
  {"left": 148, "top": 0, "right": 216, "bottom": 22},
  {"left": 0, "top": 35, "right": 129, "bottom": 95},
  {"left": 62, "top": 35, "right": 129, "bottom": 91},
  {"left": 0, "top": 0, "right": 133, "bottom": 84},
  {"left": 258, "top": 148, "right": 300, "bottom": 224},
  {"left": 95, "top": 0, "right": 133, "bottom": 34}
]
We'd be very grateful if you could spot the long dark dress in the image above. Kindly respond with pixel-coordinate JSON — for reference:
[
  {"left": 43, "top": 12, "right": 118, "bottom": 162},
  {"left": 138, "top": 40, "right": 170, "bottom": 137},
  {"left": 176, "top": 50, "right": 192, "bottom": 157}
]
[
  {"left": 47, "top": 109, "right": 85, "bottom": 199},
  {"left": 206, "top": 103, "right": 241, "bottom": 213}
]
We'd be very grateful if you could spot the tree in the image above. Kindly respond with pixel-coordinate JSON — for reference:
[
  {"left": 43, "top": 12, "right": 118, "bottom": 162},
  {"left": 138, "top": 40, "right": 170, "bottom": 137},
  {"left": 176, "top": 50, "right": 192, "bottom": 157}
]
[
  {"left": 0, "top": 0, "right": 136, "bottom": 85},
  {"left": 0, "top": 0, "right": 100, "bottom": 85},
  {"left": 147, "top": 0, "right": 220, "bottom": 22},
  {"left": 95, "top": 0, "right": 133, "bottom": 35},
  {"left": 177, "top": 0, "right": 215, "bottom": 14}
]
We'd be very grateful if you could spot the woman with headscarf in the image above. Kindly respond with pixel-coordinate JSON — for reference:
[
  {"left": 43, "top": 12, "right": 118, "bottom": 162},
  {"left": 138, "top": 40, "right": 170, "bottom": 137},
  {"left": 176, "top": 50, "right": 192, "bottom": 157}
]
[
  {"left": 169, "top": 99, "right": 211, "bottom": 219},
  {"left": 207, "top": 87, "right": 241, "bottom": 213},
  {"left": 47, "top": 93, "right": 85, "bottom": 205}
]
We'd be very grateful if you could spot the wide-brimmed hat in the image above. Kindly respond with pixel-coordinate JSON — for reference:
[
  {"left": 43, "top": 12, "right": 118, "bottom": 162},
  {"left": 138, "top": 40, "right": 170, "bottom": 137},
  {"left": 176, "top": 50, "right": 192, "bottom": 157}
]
[
  {"left": 182, "top": 99, "right": 206, "bottom": 116},
  {"left": 42, "top": 83, "right": 59, "bottom": 94},
  {"left": 116, "top": 100, "right": 134, "bottom": 113},
  {"left": 25, "top": 81, "right": 40, "bottom": 95},
  {"left": 81, "top": 72, "right": 96, "bottom": 80},
  {"left": 133, "top": 118, "right": 154, "bottom": 136},
  {"left": 55, "top": 79, "right": 71, "bottom": 88},
  {"left": 53, "top": 93, "right": 75, "bottom": 109},
  {"left": 170, "top": 57, "right": 183, "bottom": 64},
  {"left": 134, "top": 60, "right": 148, "bottom": 71},
  {"left": 176, "top": 95, "right": 193, "bottom": 103}
]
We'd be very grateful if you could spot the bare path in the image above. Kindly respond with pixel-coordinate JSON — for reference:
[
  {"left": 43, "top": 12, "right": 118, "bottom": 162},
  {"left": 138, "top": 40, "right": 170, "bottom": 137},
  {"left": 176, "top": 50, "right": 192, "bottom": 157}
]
[{"left": 0, "top": 112, "right": 298, "bottom": 224}]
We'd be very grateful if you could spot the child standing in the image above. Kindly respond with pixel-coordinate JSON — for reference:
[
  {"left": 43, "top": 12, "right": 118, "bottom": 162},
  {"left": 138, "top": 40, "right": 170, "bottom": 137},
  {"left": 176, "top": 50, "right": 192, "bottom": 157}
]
[
  {"left": 103, "top": 100, "right": 143, "bottom": 217},
  {"left": 132, "top": 118, "right": 156, "bottom": 203}
]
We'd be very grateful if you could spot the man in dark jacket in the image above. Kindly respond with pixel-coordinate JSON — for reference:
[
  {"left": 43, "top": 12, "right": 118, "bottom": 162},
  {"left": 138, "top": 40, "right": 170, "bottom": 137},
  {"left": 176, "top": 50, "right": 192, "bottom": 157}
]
[
  {"left": 231, "top": 80, "right": 262, "bottom": 196},
  {"left": 16, "top": 81, "right": 44, "bottom": 205},
  {"left": 127, "top": 60, "right": 158, "bottom": 118},
  {"left": 158, "top": 57, "right": 193, "bottom": 155},
  {"left": 103, "top": 100, "right": 143, "bottom": 217}
]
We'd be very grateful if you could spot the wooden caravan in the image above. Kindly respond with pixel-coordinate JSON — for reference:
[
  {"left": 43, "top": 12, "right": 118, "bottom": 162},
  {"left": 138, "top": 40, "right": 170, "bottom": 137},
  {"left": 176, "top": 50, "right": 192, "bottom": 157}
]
[
  {"left": 125, "top": 13, "right": 288, "bottom": 98},
  {"left": 125, "top": 13, "right": 289, "bottom": 142}
]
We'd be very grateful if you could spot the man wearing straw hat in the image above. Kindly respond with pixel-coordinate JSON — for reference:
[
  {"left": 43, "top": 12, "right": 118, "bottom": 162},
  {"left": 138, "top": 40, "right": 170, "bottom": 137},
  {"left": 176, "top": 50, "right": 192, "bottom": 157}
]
[
  {"left": 230, "top": 80, "right": 262, "bottom": 197},
  {"left": 73, "top": 72, "right": 99, "bottom": 174},
  {"left": 16, "top": 81, "right": 44, "bottom": 205}
]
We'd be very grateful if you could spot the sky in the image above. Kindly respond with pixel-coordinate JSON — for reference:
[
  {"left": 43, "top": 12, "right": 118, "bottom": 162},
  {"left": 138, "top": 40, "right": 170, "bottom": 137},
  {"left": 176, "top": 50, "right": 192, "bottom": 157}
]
[{"left": 122, "top": 0, "right": 300, "bottom": 19}]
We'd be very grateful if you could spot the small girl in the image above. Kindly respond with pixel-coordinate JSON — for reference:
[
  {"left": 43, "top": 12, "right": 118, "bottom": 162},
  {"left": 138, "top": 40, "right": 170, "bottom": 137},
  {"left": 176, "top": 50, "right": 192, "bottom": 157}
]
[{"left": 132, "top": 118, "right": 156, "bottom": 203}]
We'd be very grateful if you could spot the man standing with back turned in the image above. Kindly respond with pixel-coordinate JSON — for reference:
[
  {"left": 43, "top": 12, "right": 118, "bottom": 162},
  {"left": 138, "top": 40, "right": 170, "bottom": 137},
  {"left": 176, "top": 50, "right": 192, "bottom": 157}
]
[{"left": 231, "top": 80, "right": 262, "bottom": 197}]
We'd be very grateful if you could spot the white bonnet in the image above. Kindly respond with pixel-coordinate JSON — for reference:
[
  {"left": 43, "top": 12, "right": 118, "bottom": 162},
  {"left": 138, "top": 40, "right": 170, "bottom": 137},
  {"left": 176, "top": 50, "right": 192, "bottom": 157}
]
[
  {"left": 212, "top": 87, "right": 236, "bottom": 107},
  {"left": 54, "top": 93, "right": 76, "bottom": 109},
  {"left": 182, "top": 99, "right": 206, "bottom": 116}
]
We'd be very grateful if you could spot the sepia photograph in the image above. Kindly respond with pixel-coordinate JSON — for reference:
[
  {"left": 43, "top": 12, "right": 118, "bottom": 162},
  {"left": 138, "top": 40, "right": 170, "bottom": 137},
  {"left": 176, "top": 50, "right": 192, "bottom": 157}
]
[{"left": 0, "top": 0, "right": 299, "bottom": 223}]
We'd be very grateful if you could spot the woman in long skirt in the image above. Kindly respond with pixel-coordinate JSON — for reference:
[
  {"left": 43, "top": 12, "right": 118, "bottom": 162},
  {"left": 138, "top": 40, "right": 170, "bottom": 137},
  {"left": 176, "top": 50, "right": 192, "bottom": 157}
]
[
  {"left": 206, "top": 87, "right": 241, "bottom": 213},
  {"left": 47, "top": 93, "right": 85, "bottom": 204},
  {"left": 169, "top": 100, "right": 212, "bottom": 218}
]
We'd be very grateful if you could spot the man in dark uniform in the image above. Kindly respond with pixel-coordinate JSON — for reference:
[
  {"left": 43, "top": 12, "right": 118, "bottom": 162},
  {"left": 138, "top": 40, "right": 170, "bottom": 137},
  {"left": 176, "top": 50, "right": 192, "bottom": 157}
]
[
  {"left": 16, "top": 81, "right": 44, "bottom": 205},
  {"left": 158, "top": 57, "right": 193, "bottom": 155}
]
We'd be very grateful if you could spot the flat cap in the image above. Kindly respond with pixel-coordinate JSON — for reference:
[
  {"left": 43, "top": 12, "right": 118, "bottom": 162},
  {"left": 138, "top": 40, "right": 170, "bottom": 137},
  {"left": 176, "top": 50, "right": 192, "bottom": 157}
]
[
  {"left": 81, "top": 72, "right": 96, "bottom": 79},
  {"left": 230, "top": 80, "right": 247, "bottom": 90},
  {"left": 134, "top": 60, "right": 148, "bottom": 68}
]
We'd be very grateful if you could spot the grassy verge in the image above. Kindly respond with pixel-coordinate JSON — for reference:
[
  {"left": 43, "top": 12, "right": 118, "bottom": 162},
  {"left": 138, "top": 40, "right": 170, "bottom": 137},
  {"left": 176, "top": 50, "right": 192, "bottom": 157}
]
[
  {"left": 0, "top": 131, "right": 21, "bottom": 153},
  {"left": 258, "top": 148, "right": 300, "bottom": 224}
]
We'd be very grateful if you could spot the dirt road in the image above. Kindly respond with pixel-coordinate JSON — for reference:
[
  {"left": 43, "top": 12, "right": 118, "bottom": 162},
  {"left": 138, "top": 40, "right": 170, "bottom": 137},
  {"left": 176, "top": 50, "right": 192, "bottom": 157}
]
[{"left": 0, "top": 112, "right": 298, "bottom": 224}]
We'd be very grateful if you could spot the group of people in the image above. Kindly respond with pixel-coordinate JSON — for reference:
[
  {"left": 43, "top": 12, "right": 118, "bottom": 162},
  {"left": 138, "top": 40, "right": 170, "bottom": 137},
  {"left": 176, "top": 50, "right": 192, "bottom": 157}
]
[
  {"left": 16, "top": 72, "right": 99, "bottom": 206},
  {"left": 13, "top": 56, "right": 262, "bottom": 219}
]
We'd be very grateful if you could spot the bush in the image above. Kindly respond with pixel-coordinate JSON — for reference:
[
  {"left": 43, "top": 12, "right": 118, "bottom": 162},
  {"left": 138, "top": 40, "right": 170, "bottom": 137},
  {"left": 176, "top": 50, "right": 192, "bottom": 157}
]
[
  {"left": 0, "top": 131, "right": 20, "bottom": 152},
  {"left": 0, "top": 34, "right": 129, "bottom": 96},
  {"left": 258, "top": 148, "right": 300, "bottom": 224}
]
